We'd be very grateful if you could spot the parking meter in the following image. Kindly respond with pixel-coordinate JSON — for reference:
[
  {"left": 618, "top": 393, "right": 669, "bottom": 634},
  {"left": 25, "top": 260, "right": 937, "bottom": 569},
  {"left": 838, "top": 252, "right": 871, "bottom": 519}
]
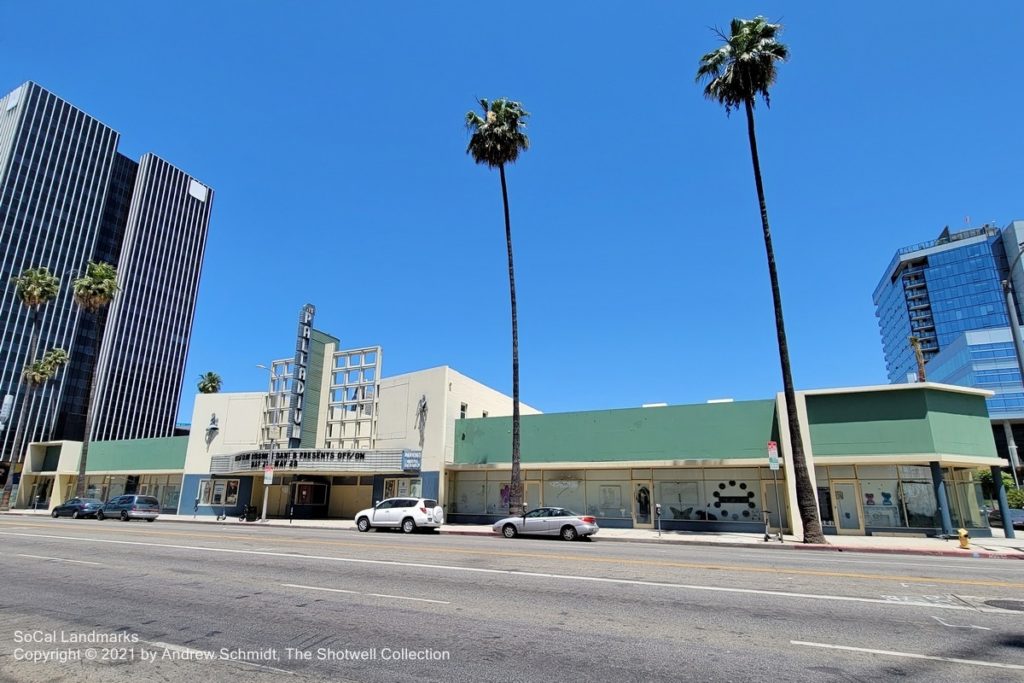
[{"left": 655, "top": 503, "right": 662, "bottom": 517}]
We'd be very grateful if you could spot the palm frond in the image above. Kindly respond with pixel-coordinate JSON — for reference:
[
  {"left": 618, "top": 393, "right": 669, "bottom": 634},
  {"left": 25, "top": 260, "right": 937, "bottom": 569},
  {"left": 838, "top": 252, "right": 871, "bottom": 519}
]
[
  {"left": 695, "top": 16, "right": 789, "bottom": 114},
  {"left": 197, "top": 371, "right": 223, "bottom": 394},
  {"left": 12, "top": 267, "right": 61, "bottom": 308},
  {"left": 73, "top": 261, "right": 119, "bottom": 313},
  {"left": 465, "top": 97, "right": 531, "bottom": 169}
]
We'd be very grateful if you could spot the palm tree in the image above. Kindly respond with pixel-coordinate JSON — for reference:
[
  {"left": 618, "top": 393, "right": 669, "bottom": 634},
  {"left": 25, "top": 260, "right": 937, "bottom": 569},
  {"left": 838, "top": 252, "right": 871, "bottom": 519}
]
[
  {"left": 908, "top": 336, "right": 927, "bottom": 382},
  {"left": 197, "top": 372, "right": 223, "bottom": 394},
  {"left": 23, "top": 348, "right": 70, "bottom": 387},
  {"left": 466, "top": 98, "right": 530, "bottom": 516},
  {"left": 697, "top": 17, "right": 825, "bottom": 544},
  {"left": 2, "top": 267, "right": 61, "bottom": 507},
  {"left": 73, "top": 261, "right": 119, "bottom": 498}
]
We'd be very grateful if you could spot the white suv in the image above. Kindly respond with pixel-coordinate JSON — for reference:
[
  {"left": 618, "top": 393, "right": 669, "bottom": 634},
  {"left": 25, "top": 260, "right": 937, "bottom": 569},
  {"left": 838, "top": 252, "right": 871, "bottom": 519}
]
[{"left": 355, "top": 497, "right": 444, "bottom": 533}]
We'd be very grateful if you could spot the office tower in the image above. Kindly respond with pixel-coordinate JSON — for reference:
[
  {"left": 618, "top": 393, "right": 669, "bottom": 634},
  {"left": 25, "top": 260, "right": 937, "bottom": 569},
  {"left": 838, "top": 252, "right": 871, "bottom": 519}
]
[
  {"left": 874, "top": 221, "right": 1024, "bottom": 464},
  {"left": 0, "top": 81, "right": 213, "bottom": 464}
]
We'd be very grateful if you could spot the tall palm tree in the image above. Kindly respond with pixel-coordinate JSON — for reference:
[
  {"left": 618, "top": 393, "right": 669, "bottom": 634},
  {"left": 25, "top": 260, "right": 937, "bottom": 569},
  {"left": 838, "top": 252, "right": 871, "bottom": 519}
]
[
  {"left": 697, "top": 17, "right": 825, "bottom": 544},
  {"left": 197, "top": 372, "right": 223, "bottom": 394},
  {"left": 73, "top": 261, "right": 119, "bottom": 498},
  {"left": 23, "top": 348, "right": 70, "bottom": 387},
  {"left": 466, "top": 98, "right": 530, "bottom": 516},
  {"left": 2, "top": 267, "right": 61, "bottom": 507}
]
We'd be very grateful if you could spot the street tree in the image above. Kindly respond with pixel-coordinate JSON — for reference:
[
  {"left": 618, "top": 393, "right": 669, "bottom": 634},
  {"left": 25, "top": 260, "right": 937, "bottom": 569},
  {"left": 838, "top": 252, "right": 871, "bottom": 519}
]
[
  {"left": 465, "top": 97, "right": 530, "bottom": 516},
  {"left": 3, "top": 267, "right": 62, "bottom": 506},
  {"left": 697, "top": 17, "right": 826, "bottom": 543},
  {"left": 73, "top": 261, "right": 119, "bottom": 498}
]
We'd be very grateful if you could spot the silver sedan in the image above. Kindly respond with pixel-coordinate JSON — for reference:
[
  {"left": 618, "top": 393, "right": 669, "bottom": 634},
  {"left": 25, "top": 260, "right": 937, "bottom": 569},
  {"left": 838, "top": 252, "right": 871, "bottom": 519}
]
[{"left": 492, "top": 507, "right": 599, "bottom": 541}]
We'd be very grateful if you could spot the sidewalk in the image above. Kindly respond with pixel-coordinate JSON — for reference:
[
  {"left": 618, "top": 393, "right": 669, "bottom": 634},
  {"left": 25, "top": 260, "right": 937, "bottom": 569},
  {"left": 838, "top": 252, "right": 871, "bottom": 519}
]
[{"left": 5, "top": 509, "right": 1023, "bottom": 559}]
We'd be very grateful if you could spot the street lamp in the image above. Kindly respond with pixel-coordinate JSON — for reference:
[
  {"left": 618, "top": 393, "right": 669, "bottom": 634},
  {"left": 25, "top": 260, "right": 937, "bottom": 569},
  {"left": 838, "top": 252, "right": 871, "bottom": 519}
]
[{"left": 256, "top": 364, "right": 277, "bottom": 521}]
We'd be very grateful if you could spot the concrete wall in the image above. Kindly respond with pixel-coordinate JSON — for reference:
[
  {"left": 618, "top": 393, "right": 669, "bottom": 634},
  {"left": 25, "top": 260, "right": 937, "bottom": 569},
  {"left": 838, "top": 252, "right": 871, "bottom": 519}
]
[
  {"left": 454, "top": 400, "right": 778, "bottom": 465},
  {"left": 183, "top": 392, "right": 264, "bottom": 475}
]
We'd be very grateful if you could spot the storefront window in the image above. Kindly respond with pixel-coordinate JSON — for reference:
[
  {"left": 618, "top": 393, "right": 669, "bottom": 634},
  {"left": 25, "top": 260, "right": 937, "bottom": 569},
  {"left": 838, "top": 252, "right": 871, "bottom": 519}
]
[
  {"left": 706, "top": 478, "right": 760, "bottom": 522},
  {"left": 198, "top": 479, "right": 241, "bottom": 506},
  {"left": 383, "top": 477, "right": 421, "bottom": 499},
  {"left": 585, "top": 480, "right": 630, "bottom": 518},
  {"left": 947, "top": 476, "right": 987, "bottom": 529},
  {"left": 107, "top": 476, "right": 126, "bottom": 500},
  {"left": 900, "top": 481, "right": 939, "bottom": 528},
  {"left": 859, "top": 479, "right": 904, "bottom": 527},
  {"left": 656, "top": 481, "right": 705, "bottom": 521},
  {"left": 450, "top": 478, "right": 485, "bottom": 514},
  {"left": 486, "top": 481, "right": 511, "bottom": 515},
  {"left": 542, "top": 478, "right": 585, "bottom": 515}
]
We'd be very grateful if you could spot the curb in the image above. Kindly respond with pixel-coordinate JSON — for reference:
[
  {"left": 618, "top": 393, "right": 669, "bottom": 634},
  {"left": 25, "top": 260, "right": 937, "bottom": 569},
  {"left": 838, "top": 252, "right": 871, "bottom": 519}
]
[
  {"left": 5, "top": 512, "right": 1021, "bottom": 559},
  {"left": 435, "top": 527, "right": 1024, "bottom": 559}
]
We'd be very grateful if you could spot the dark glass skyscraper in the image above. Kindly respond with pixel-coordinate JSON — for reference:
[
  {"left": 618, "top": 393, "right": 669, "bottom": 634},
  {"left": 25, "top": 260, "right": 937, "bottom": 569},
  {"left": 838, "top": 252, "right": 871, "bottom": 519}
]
[{"left": 0, "top": 81, "right": 213, "bottom": 463}]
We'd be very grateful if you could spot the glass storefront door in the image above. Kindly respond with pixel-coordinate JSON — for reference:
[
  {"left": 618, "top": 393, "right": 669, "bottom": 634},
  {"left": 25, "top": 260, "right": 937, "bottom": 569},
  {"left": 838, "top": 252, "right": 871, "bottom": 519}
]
[
  {"left": 632, "top": 481, "right": 653, "bottom": 528},
  {"left": 830, "top": 480, "right": 864, "bottom": 534}
]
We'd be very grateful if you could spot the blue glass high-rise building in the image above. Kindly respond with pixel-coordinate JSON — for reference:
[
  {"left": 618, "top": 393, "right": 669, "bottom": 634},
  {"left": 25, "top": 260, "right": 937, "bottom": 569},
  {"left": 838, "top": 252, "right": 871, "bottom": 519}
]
[{"left": 874, "top": 221, "right": 1024, "bottom": 467}]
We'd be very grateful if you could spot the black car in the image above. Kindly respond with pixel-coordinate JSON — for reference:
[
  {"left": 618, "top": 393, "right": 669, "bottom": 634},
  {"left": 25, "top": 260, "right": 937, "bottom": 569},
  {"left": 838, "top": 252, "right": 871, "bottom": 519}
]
[
  {"left": 988, "top": 508, "right": 1024, "bottom": 530},
  {"left": 51, "top": 498, "right": 104, "bottom": 519}
]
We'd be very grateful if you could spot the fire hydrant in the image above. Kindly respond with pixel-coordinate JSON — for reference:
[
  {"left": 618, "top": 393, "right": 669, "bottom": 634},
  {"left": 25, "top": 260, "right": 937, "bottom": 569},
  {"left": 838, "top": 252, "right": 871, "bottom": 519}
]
[{"left": 958, "top": 528, "right": 970, "bottom": 549}]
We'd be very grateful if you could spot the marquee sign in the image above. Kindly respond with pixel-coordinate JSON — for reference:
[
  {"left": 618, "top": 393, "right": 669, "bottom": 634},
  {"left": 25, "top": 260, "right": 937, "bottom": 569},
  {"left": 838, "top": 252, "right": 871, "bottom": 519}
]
[
  {"left": 209, "top": 448, "right": 423, "bottom": 476},
  {"left": 288, "top": 303, "right": 316, "bottom": 448}
]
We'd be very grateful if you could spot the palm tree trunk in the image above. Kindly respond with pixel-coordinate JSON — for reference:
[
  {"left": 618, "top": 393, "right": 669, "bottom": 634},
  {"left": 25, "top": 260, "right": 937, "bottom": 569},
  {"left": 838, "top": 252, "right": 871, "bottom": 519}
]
[
  {"left": 75, "top": 309, "right": 108, "bottom": 498},
  {"left": 743, "top": 98, "right": 825, "bottom": 544},
  {"left": 1, "top": 307, "right": 42, "bottom": 509},
  {"left": 499, "top": 164, "right": 524, "bottom": 516}
]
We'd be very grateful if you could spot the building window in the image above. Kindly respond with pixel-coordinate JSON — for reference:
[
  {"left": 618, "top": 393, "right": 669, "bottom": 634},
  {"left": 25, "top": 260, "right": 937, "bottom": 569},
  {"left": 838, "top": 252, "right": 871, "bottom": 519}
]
[
  {"left": 460, "top": 403, "right": 468, "bottom": 419},
  {"left": 482, "top": 410, "right": 489, "bottom": 418},
  {"left": 383, "top": 477, "right": 422, "bottom": 499},
  {"left": 197, "top": 479, "right": 240, "bottom": 506}
]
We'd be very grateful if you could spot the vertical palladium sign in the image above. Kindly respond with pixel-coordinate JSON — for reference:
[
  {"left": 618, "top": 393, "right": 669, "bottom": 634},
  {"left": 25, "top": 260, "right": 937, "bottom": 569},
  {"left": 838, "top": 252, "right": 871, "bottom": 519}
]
[{"left": 289, "top": 304, "right": 316, "bottom": 448}]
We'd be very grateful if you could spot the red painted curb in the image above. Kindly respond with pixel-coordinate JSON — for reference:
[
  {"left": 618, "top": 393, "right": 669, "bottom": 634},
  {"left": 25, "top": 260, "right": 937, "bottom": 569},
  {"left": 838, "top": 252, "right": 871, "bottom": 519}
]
[{"left": 790, "top": 543, "right": 1024, "bottom": 560}]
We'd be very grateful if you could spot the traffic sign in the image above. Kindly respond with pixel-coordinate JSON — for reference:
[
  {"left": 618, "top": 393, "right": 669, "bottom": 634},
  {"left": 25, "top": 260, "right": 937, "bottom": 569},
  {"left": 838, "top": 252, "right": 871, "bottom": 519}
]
[
  {"left": 263, "top": 465, "right": 274, "bottom": 485},
  {"left": 767, "top": 441, "right": 780, "bottom": 471}
]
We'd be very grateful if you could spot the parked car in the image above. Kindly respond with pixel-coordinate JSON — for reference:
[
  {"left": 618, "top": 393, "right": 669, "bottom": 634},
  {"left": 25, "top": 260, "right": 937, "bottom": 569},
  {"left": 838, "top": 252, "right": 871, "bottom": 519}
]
[
  {"left": 51, "top": 497, "right": 104, "bottom": 519},
  {"left": 493, "top": 507, "right": 599, "bottom": 541},
  {"left": 355, "top": 497, "right": 444, "bottom": 533},
  {"left": 96, "top": 495, "right": 160, "bottom": 522},
  {"left": 988, "top": 507, "right": 1024, "bottom": 530}
]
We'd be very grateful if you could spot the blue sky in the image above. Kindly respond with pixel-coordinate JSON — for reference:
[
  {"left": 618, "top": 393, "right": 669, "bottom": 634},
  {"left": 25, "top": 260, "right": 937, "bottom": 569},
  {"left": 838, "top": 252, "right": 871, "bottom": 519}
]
[{"left": 4, "top": 2, "right": 1023, "bottom": 421}]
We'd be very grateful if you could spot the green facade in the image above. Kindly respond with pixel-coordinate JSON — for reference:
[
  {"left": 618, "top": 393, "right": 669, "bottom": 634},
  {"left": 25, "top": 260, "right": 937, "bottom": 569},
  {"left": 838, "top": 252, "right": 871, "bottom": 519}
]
[
  {"left": 806, "top": 388, "right": 997, "bottom": 458},
  {"left": 454, "top": 400, "right": 780, "bottom": 465},
  {"left": 301, "top": 328, "right": 339, "bottom": 449},
  {"left": 454, "top": 387, "right": 999, "bottom": 467},
  {"left": 86, "top": 436, "right": 188, "bottom": 472}
]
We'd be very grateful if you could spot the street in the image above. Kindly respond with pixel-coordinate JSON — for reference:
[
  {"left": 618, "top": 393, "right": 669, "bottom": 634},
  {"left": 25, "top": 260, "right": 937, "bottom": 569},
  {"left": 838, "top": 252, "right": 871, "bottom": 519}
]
[{"left": 0, "top": 517, "right": 1022, "bottom": 682}]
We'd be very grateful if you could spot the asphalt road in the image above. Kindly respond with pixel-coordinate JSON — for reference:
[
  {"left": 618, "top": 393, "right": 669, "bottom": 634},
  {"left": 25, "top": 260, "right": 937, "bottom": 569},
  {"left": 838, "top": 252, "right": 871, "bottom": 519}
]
[{"left": 0, "top": 517, "right": 1021, "bottom": 683}]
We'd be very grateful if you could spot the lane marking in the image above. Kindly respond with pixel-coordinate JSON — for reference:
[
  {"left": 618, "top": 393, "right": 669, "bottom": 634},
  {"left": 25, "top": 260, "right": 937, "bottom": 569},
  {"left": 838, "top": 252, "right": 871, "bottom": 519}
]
[
  {"left": 931, "top": 616, "right": 992, "bottom": 630},
  {"left": 790, "top": 641, "right": 1024, "bottom": 671},
  {"left": 1, "top": 522, "right": 1019, "bottom": 589},
  {"left": 15, "top": 553, "right": 102, "bottom": 566},
  {"left": 140, "top": 640, "right": 294, "bottom": 675},
  {"left": 0, "top": 530, "right": 1013, "bottom": 614},
  {"left": 281, "top": 583, "right": 449, "bottom": 605}
]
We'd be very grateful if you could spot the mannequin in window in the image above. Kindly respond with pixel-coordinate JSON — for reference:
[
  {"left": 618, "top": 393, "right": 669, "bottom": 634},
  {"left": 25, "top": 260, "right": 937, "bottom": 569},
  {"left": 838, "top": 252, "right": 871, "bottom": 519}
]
[{"left": 636, "top": 487, "right": 651, "bottom": 522}]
